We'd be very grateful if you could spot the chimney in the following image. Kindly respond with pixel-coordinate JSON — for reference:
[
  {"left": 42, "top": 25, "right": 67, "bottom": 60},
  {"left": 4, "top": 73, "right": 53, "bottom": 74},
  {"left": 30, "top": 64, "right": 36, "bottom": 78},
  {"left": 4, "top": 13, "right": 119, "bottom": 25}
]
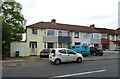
[
  {"left": 51, "top": 19, "right": 56, "bottom": 23},
  {"left": 90, "top": 24, "right": 95, "bottom": 28}
]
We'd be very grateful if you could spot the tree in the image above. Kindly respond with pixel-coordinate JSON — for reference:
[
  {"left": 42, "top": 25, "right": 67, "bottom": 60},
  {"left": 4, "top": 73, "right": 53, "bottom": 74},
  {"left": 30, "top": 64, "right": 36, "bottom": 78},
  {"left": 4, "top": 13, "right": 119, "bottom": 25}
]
[{"left": 1, "top": 1, "right": 26, "bottom": 57}]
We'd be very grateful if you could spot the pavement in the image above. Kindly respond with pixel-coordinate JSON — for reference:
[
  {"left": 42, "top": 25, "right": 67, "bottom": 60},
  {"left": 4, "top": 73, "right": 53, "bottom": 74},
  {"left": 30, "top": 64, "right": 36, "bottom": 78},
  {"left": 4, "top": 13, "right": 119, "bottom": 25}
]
[{"left": 1, "top": 52, "right": 119, "bottom": 68}]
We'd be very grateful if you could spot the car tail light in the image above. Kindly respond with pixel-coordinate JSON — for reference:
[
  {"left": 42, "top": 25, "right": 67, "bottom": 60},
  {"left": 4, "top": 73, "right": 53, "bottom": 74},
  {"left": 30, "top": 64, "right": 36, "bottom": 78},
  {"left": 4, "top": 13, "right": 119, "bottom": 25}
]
[
  {"left": 53, "top": 52, "right": 56, "bottom": 57},
  {"left": 51, "top": 50, "right": 56, "bottom": 57}
]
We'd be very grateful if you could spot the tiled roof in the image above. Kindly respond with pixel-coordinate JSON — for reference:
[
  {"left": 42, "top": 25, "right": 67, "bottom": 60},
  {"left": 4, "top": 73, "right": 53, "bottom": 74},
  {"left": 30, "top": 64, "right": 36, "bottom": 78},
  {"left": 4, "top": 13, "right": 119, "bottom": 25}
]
[
  {"left": 116, "top": 28, "right": 120, "bottom": 35},
  {"left": 27, "top": 22, "right": 100, "bottom": 33},
  {"left": 27, "top": 20, "right": 119, "bottom": 35},
  {"left": 95, "top": 28, "right": 117, "bottom": 35}
]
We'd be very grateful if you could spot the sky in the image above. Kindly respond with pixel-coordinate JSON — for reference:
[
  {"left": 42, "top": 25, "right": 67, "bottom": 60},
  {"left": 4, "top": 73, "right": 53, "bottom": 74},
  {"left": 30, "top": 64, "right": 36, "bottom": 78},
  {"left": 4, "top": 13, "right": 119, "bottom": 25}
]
[
  {"left": 15, "top": 0, "right": 119, "bottom": 29},
  {"left": 14, "top": 0, "right": 120, "bottom": 41}
]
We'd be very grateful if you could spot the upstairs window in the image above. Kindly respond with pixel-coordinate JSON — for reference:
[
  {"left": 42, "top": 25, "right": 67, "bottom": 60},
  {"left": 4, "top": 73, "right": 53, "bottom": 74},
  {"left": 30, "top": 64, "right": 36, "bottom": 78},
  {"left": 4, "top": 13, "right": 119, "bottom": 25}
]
[
  {"left": 74, "top": 32, "right": 79, "bottom": 38},
  {"left": 91, "top": 34, "right": 93, "bottom": 38},
  {"left": 47, "top": 29, "right": 55, "bottom": 36},
  {"left": 118, "top": 35, "right": 120, "bottom": 40},
  {"left": 101, "top": 34, "right": 108, "bottom": 39},
  {"left": 97, "top": 35, "right": 99, "bottom": 38},
  {"left": 32, "top": 29, "right": 37, "bottom": 35},
  {"left": 58, "top": 30, "right": 70, "bottom": 36},
  {"left": 112, "top": 35, "right": 115, "bottom": 40}
]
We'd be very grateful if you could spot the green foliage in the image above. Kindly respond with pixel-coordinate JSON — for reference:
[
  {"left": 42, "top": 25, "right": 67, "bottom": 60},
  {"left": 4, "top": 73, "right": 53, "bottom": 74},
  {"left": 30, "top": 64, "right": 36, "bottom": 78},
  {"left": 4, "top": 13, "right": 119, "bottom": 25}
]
[{"left": 1, "top": 1, "right": 26, "bottom": 56}]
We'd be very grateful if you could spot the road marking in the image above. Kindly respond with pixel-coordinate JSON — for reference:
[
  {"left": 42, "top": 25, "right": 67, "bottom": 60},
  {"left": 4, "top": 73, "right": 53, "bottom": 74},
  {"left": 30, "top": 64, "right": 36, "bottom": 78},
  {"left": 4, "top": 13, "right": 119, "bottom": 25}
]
[{"left": 50, "top": 70, "right": 106, "bottom": 79}]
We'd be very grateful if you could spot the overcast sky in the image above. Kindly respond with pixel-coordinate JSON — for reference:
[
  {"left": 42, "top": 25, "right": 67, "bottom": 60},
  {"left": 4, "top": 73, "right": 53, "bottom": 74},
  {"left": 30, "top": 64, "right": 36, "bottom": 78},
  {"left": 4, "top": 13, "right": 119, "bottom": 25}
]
[{"left": 15, "top": 0, "right": 119, "bottom": 29}]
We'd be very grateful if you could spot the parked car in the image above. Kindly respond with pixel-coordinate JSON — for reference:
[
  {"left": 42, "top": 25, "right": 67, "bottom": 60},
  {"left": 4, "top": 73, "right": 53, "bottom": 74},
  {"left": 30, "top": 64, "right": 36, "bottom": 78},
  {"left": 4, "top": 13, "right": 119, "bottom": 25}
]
[
  {"left": 49, "top": 48, "right": 83, "bottom": 65},
  {"left": 104, "top": 48, "right": 120, "bottom": 53},
  {"left": 68, "top": 45, "right": 90, "bottom": 56},
  {"left": 40, "top": 49, "right": 51, "bottom": 58},
  {"left": 90, "top": 47, "right": 103, "bottom": 56}
]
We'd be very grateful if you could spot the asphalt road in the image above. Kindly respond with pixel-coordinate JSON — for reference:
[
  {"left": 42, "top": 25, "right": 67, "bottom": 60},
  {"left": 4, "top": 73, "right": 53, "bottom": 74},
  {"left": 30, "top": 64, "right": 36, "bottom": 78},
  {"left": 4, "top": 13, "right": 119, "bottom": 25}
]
[{"left": 2, "top": 59, "right": 119, "bottom": 78}]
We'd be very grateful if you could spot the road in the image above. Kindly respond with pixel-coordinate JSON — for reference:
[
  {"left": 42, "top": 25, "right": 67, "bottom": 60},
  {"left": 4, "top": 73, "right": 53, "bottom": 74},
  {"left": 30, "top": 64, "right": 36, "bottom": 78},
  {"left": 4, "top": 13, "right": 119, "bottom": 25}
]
[{"left": 2, "top": 59, "right": 119, "bottom": 78}]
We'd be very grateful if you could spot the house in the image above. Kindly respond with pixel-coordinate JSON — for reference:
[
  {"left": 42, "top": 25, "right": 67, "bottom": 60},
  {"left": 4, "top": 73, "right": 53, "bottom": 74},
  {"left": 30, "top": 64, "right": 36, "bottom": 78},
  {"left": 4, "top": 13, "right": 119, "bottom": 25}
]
[
  {"left": 95, "top": 28, "right": 118, "bottom": 50},
  {"left": 10, "top": 19, "right": 119, "bottom": 57}
]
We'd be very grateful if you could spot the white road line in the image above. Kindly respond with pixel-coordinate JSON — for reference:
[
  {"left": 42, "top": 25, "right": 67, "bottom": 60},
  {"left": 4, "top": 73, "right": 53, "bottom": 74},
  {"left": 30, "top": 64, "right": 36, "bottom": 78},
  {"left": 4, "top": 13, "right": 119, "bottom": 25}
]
[{"left": 50, "top": 70, "right": 106, "bottom": 79}]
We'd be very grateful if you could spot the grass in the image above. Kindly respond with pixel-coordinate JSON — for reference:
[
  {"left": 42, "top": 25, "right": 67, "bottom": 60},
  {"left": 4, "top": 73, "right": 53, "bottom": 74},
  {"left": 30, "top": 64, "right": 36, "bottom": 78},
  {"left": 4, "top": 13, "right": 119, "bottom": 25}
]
[
  {"left": 3, "top": 56, "right": 49, "bottom": 61},
  {"left": 36, "top": 58, "right": 48, "bottom": 60}
]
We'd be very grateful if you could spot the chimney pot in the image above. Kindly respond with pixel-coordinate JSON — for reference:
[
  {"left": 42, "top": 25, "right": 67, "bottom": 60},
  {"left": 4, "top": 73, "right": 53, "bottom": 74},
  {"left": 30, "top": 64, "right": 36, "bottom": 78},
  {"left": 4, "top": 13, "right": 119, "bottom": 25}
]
[
  {"left": 51, "top": 19, "right": 56, "bottom": 23},
  {"left": 90, "top": 24, "right": 95, "bottom": 28}
]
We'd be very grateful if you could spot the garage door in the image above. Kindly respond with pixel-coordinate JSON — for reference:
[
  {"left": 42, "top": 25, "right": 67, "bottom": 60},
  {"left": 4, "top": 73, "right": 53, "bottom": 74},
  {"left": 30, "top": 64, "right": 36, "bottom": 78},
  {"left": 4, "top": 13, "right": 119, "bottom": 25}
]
[{"left": 12, "top": 46, "right": 27, "bottom": 57}]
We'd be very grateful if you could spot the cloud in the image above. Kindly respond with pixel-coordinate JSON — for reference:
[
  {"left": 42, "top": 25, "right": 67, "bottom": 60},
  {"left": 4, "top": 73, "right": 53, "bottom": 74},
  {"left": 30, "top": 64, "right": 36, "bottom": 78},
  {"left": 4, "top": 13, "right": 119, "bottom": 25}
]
[{"left": 16, "top": 0, "right": 119, "bottom": 29}]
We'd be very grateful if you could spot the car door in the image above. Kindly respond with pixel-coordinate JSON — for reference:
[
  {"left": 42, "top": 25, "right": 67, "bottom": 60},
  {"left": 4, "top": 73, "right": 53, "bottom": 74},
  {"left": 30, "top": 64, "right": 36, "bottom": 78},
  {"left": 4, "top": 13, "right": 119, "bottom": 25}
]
[
  {"left": 67, "top": 49, "right": 77, "bottom": 61},
  {"left": 58, "top": 49, "right": 68, "bottom": 62}
]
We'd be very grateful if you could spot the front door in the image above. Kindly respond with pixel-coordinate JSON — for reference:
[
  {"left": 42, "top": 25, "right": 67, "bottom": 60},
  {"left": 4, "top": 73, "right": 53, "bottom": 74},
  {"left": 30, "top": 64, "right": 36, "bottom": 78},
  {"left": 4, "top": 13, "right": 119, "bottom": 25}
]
[
  {"left": 30, "top": 42, "right": 37, "bottom": 54},
  {"left": 31, "top": 43, "right": 36, "bottom": 53},
  {"left": 48, "top": 43, "right": 53, "bottom": 49}
]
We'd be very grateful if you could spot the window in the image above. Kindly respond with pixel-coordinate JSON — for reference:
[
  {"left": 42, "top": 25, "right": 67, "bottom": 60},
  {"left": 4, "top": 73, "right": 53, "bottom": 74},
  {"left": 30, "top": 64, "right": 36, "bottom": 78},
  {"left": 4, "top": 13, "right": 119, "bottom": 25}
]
[
  {"left": 44, "top": 29, "right": 47, "bottom": 35},
  {"left": 59, "top": 50, "right": 66, "bottom": 54},
  {"left": 82, "top": 33, "right": 87, "bottom": 38},
  {"left": 91, "top": 34, "right": 93, "bottom": 38},
  {"left": 112, "top": 35, "right": 114, "bottom": 40},
  {"left": 118, "top": 35, "right": 120, "bottom": 40},
  {"left": 83, "top": 43, "right": 87, "bottom": 45},
  {"left": 29, "top": 42, "right": 37, "bottom": 48},
  {"left": 67, "top": 50, "right": 76, "bottom": 54},
  {"left": 44, "top": 42, "right": 46, "bottom": 49},
  {"left": 58, "top": 30, "right": 70, "bottom": 36},
  {"left": 47, "top": 29, "right": 55, "bottom": 36},
  {"left": 97, "top": 35, "right": 99, "bottom": 38},
  {"left": 53, "top": 43, "right": 57, "bottom": 48},
  {"left": 101, "top": 34, "right": 108, "bottom": 39},
  {"left": 59, "top": 43, "right": 70, "bottom": 48},
  {"left": 32, "top": 29, "right": 37, "bottom": 35},
  {"left": 74, "top": 32, "right": 79, "bottom": 38},
  {"left": 82, "top": 45, "right": 88, "bottom": 49}
]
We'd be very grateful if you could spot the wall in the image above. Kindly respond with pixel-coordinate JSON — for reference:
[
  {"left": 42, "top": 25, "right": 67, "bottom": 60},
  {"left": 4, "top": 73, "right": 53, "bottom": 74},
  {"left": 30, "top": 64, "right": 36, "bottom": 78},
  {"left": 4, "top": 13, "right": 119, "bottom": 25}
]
[
  {"left": 109, "top": 42, "right": 116, "bottom": 50},
  {"left": 43, "top": 36, "right": 58, "bottom": 42},
  {"left": 26, "top": 27, "right": 44, "bottom": 55},
  {"left": 109, "top": 35, "right": 117, "bottom": 50},
  {"left": 10, "top": 42, "right": 27, "bottom": 57},
  {"left": 71, "top": 32, "right": 81, "bottom": 45}
]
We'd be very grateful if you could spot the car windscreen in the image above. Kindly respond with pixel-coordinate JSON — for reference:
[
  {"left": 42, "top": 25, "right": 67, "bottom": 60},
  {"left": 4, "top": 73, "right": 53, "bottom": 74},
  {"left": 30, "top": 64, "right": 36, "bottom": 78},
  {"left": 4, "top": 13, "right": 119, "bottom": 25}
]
[
  {"left": 41, "top": 49, "right": 51, "bottom": 53},
  {"left": 68, "top": 46, "right": 75, "bottom": 49}
]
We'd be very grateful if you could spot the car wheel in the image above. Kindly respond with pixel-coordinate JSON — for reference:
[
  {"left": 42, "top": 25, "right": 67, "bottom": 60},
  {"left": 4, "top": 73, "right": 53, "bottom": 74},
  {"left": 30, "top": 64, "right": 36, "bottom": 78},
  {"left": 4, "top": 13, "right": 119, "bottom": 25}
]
[
  {"left": 54, "top": 59, "right": 61, "bottom": 65},
  {"left": 86, "top": 55, "right": 88, "bottom": 57},
  {"left": 77, "top": 57, "right": 82, "bottom": 63},
  {"left": 95, "top": 53, "right": 97, "bottom": 56},
  {"left": 93, "top": 53, "right": 96, "bottom": 56},
  {"left": 100, "top": 54, "right": 103, "bottom": 56},
  {"left": 40, "top": 55, "right": 43, "bottom": 58}
]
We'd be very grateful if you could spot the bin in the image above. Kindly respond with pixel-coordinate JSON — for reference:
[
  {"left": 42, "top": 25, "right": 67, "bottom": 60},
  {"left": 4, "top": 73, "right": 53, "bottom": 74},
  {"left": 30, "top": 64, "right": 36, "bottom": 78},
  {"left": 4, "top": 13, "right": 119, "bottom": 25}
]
[{"left": 15, "top": 51, "right": 19, "bottom": 57}]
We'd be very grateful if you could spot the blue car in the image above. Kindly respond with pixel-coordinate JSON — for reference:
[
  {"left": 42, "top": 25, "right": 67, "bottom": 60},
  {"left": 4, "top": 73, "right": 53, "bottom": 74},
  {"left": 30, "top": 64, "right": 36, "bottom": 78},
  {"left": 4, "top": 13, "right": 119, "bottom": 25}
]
[{"left": 68, "top": 45, "right": 90, "bottom": 56}]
